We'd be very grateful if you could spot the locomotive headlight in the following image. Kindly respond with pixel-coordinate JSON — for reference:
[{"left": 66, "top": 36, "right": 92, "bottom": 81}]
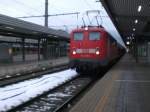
[
  {"left": 95, "top": 47, "right": 100, "bottom": 55},
  {"left": 96, "top": 51, "right": 100, "bottom": 55},
  {"left": 73, "top": 50, "right": 76, "bottom": 55}
]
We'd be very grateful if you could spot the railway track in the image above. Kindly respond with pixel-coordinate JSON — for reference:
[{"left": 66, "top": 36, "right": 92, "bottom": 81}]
[
  {"left": 0, "top": 69, "right": 77, "bottom": 111},
  {"left": 0, "top": 64, "right": 68, "bottom": 87},
  {"left": 8, "top": 75, "right": 94, "bottom": 112},
  {"left": 2, "top": 58, "right": 119, "bottom": 112}
]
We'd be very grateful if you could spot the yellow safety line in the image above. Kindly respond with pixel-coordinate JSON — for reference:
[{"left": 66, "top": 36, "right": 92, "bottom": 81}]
[
  {"left": 115, "top": 80, "right": 150, "bottom": 83},
  {"left": 94, "top": 71, "right": 119, "bottom": 112}
]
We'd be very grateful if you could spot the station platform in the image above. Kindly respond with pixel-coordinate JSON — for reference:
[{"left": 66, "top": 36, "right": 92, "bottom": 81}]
[
  {"left": 0, "top": 57, "right": 69, "bottom": 80},
  {"left": 70, "top": 54, "right": 150, "bottom": 112}
]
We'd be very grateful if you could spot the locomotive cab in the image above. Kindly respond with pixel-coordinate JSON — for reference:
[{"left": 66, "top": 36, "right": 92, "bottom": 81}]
[{"left": 69, "top": 27, "right": 108, "bottom": 73}]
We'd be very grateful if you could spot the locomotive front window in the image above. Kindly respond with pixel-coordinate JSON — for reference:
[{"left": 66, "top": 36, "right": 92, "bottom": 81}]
[
  {"left": 89, "top": 32, "right": 100, "bottom": 40},
  {"left": 74, "top": 32, "right": 83, "bottom": 40}
]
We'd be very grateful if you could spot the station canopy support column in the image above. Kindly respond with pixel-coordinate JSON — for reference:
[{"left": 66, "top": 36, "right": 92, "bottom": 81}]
[
  {"left": 42, "top": 37, "right": 48, "bottom": 60},
  {"left": 22, "top": 38, "right": 25, "bottom": 62},
  {"left": 38, "top": 38, "right": 41, "bottom": 61}
]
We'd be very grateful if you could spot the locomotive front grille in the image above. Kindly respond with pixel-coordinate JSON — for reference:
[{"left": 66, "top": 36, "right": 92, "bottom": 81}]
[{"left": 76, "top": 49, "right": 96, "bottom": 54}]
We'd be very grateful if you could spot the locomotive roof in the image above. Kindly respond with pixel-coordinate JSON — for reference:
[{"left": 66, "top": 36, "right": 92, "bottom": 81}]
[{"left": 72, "top": 26, "right": 106, "bottom": 32}]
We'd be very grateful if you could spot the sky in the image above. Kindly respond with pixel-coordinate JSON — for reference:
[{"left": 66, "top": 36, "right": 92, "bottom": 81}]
[{"left": 0, "top": 0, "right": 125, "bottom": 46}]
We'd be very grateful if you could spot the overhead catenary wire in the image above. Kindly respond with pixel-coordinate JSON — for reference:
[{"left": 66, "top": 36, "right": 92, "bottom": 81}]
[
  {"left": 13, "top": 0, "right": 76, "bottom": 27},
  {"left": 0, "top": 1, "right": 33, "bottom": 17},
  {"left": 14, "top": 0, "right": 107, "bottom": 29},
  {"left": 13, "top": 0, "right": 107, "bottom": 30},
  {"left": 95, "top": 16, "right": 100, "bottom": 26},
  {"left": 86, "top": 12, "right": 92, "bottom": 25},
  {"left": 13, "top": 0, "right": 43, "bottom": 15},
  {"left": 1, "top": 0, "right": 44, "bottom": 22},
  {"left": 16, "top": 12, "right": 80, "bottom": 18},
  {"left": 82, "top": 17, "right": 86, "bottom": 27},
  {"left": 82, "top": 10, "right": 106, "bottom": 26}
]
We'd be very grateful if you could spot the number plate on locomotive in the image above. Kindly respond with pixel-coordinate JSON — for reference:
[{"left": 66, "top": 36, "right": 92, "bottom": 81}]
[
  {"left": 82, "top": 49, "right": 89, "bottom": 53},
  {"left": 76, "top": 48, "right": 96, "bottom": 54}
]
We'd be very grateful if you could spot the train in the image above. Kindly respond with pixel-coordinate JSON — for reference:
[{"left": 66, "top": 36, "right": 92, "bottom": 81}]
[{"left": 69, "top": 26, "right": 125, "bottom": 74}]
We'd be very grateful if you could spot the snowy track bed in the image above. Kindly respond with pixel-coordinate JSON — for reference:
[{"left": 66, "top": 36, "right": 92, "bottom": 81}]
[
  {"left": 0, "top": 69, "right": 77, "bottom": 112},
  {"left": 0, "top": 65, "right": 68, "bottom": 87},
  {"left": 9, "top": 76, "right": 92, "bottom": 112}
]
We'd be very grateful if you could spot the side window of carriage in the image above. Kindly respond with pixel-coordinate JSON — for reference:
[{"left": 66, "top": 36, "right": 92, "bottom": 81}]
[
  {"left": 110, "top": 37, "right": 116, "bottom": 46},
  {"left": 73, "top": 32, "right": 83, "bottom": 41},
  {"left": 89, "top": 32, "right": 101, "bottom": 40}
]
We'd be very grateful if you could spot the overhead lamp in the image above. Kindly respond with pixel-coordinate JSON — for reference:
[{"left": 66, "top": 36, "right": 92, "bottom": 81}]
[
  {"left": 135, "top": 19, "right": 138, "bottom": 24},
  {"left": 133, "top": 28, "right": 136, "bottom": 31},
  {"left": 126, "top": 41, "right": 130, "bottom": 45},
  {"left": 138, "top": 5, "right": 142, "bottom": 12}
]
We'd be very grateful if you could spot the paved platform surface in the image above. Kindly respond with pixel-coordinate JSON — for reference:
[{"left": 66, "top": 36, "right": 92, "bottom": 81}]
[
  {"left": 0, "top": 57, "right": 69, "bottom": 79},
  {"left": 70, "top": 54, "right": 150, "bottom": 112}
]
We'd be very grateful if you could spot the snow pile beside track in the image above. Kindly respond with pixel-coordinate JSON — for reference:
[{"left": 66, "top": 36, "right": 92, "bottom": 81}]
[{"left": 0, "top": 69, "right": 77, "bottom": 111}]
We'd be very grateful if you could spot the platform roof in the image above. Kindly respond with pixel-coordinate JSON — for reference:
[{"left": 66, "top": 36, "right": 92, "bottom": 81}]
[
  {"left": 101, "top": 0, "right": 150, "bottom": 42},
  {"left": 0, "top": 14, "right": 69, "bottom": 40}
]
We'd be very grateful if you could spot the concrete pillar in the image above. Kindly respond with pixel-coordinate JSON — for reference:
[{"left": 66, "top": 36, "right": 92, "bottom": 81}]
[
  {"left": 135, "top": 38, "right": 138, "bottom": 63},
  {"left": 42, "top": 38, "right": 48, "bottom": 60},
  {"left": 45, "top": 0, "right": 48, "bottom": 27},
  {"left": 148, "top": 42, "right": 150, "bottom": 62},
  {"left": 22, "top": 38, "right": 25, "bottom": 62},
  {"left": 38, "top": 38, "right": 41, "bottom": 61}
]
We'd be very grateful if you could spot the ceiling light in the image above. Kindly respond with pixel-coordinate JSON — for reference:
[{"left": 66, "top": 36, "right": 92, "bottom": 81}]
[
  {"left": 133, "top": 28, "right": 136, "bottom": 31},
  {"left": 126, "top": 41, "right": 130, "bottom": 45},
  {"left": 138, "top": 5, "right": 142, "bottom": 12},
  {"left": 135, "top": 19, "right": 138, "bottom": 24}
]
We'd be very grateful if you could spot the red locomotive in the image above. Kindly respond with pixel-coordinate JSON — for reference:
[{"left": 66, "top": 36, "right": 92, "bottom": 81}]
[{"left": 69, "top": 26, "right": 125, "bottom": 73}]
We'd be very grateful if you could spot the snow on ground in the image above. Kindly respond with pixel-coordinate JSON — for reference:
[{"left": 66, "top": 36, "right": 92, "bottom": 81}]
[{"left": 0, "top": 69, "right": 77, "bottom": 111}]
